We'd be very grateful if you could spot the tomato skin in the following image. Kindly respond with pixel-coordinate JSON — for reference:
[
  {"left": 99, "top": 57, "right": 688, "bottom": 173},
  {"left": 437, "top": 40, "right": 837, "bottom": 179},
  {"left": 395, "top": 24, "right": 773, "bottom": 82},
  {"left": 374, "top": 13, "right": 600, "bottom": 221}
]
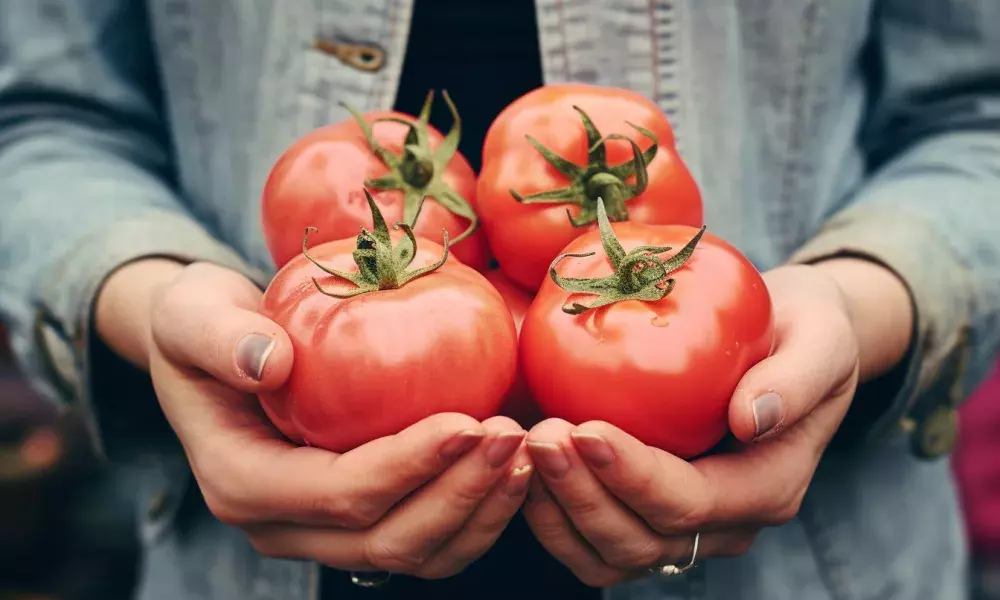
[
  {"left": 520, "top": 222, "right": 774, "bottom": 458},
  {"left": 483, "top": 269, "right": 544, "bottom": 428},
  {"left": 261, "top": 111, "right": 491, "bottom": 272},
  {"left": 477, "top": 84, "right": 704, "bottom": 292},
  {"left": 258, "top": 234, "right": 517, "bottom": 453}
]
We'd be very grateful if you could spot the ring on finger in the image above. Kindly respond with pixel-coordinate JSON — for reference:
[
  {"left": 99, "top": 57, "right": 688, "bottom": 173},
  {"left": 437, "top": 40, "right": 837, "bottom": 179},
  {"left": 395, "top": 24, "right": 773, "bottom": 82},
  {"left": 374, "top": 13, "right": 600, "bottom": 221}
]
[{"left": 650, "top": 532, "right": 699, "bottom": 577}]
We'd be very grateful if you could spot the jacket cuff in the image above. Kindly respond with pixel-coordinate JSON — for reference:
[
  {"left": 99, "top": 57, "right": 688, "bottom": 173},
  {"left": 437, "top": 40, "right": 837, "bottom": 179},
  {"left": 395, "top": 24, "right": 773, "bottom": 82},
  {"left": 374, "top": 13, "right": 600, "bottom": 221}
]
[
  {"left": 33, "top": 210, "right": 268, "bottom": 462},
  {"left": 789, "top": 207, "right": 972, "bottom": 459}
]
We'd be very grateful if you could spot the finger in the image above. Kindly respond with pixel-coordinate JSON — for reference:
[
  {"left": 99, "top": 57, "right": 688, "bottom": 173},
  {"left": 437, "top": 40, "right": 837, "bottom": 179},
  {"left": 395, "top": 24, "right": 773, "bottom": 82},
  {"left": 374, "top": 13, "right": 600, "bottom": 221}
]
[
  {"left": 244, "top": 523, "right": 371, "bottom": 571},
  {"left": 526, "top": 419, "right": 664, "bottom": 569},
  {"left": 645, "top": 530, "right": 759, "bottom": 570},
  {"left": 183, "top": 410, "right": 489, "bottom": 528},
  {"left": 151, "top": 263, "right": 292, "bottom": 393},
  {"left": 360, "top": 417, "right": 526, "bottom": 574},
  {"left": 529, "top": 420, "right": 757, "bottom": 570},
  {"left": 571, "top": 418, "right": 834, "bottom": 533},
  {"left": 522, "top": 477, "right": 626, "bottom": 589},
  {"left": 416, "top": 440, "right": 534, "bottom": 579},
  {"left": 727, "top": 293, "right": 858, "bottom": 443}
]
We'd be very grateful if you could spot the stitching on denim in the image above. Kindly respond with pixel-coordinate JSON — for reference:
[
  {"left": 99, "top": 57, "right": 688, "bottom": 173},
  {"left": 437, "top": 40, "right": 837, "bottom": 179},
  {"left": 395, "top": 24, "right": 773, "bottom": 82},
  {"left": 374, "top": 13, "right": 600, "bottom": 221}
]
[
  {"left": 776, "top": 0, "right": 825, "bottom": 256},
  {"left": 648, "top": 0, "right": 661, "bottom": 104},
  {"left": 650, "top": 1, "right": 682, "bottom": 150},
  {"left": 557, "top": 0, "right": 571, "bottom": 78},
  {"left": 370, "top": 0, "right": 399, "bottom": 111}
]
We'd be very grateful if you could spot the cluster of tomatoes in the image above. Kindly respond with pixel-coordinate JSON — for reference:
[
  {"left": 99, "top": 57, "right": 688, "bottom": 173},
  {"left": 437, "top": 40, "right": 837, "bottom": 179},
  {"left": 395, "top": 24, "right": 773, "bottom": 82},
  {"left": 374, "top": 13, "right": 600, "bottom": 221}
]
[{"left": 256, "top": 84, "right": 775, "bottom": 459}]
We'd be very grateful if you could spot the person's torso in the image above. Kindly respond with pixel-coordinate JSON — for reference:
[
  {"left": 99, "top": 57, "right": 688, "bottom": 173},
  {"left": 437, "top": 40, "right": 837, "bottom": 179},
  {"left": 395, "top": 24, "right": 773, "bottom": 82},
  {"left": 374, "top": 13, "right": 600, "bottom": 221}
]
[
  {"left": 145, "top": 0, "right": 872, "bottom": 278},
  {"left": 130, "top": 1, "right": 967, "bottom": 599}
]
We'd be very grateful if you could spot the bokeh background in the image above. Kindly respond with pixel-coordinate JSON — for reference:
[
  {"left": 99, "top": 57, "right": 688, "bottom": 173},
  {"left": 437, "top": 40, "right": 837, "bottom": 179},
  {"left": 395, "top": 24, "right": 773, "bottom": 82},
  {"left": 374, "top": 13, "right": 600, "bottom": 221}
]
[{"left": 2, "top": 317, "right": 999, "bottom": 599}]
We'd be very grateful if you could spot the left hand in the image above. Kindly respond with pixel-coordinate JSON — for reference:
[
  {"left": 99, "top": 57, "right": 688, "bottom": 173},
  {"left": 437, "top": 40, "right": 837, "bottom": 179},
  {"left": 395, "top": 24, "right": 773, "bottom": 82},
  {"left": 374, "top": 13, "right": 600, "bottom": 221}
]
[{"left": 522, "top": 264, "right": 862, "bottom": 587}]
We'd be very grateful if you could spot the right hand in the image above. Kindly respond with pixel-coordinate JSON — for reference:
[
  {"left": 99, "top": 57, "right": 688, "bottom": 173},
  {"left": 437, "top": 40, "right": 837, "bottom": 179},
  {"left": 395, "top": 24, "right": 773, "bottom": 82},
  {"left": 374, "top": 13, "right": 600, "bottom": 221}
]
[{"left": 97, "top": 260, "right": 534, "bottom": 579}]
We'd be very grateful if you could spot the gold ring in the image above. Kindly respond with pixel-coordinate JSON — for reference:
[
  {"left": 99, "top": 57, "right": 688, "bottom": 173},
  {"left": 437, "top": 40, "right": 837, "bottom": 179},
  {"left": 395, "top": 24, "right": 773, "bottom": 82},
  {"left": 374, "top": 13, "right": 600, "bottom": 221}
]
[{"left": 650, "top": 532, "right": 699, "bottom": 576}]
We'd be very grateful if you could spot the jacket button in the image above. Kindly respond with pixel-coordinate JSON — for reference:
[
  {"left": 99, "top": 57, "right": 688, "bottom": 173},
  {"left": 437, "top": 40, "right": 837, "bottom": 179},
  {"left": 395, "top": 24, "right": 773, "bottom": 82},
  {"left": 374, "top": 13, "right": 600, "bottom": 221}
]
[{"left": 912, "top": 406, "right": 959, "bottom": 459}]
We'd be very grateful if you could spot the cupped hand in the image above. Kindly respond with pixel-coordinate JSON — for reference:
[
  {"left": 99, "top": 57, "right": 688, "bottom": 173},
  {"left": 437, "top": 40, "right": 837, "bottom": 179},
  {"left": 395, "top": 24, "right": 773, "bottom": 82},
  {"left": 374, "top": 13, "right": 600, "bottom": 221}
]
[
  {"left": 139, "top": 262, "right": 532, "bottom": 579},
  {"left": 522, "top": 264, "right": 861, "bottom": 587}
]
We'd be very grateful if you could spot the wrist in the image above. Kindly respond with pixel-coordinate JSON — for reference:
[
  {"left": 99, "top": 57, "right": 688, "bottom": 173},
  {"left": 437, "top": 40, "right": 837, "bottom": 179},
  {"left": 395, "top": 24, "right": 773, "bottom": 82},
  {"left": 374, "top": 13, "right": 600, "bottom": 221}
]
[
  {"left": 95, "top": 257, "right": 187, "bottom": 370},
  {"left": 810, "top": 257, "right": 914, "bottom": 382}
]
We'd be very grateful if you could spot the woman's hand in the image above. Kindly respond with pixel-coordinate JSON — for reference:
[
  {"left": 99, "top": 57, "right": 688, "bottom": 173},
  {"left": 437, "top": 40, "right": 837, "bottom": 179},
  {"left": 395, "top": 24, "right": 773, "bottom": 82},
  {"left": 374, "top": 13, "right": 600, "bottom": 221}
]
[
  {"left": 96, "top": 260, "right": 533, "bottom": 580},
  {"left": 522, "top": 261, "right": 912, "bottom": 587}
]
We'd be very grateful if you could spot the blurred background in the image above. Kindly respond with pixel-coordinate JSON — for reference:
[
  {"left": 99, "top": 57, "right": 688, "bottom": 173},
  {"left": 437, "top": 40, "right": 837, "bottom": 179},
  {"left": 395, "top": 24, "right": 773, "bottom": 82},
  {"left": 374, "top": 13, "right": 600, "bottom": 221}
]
[
  {"left": 1, "top": 324, "right": 139, "bottom": 600},
  {"left": 2, "top": 321, "right": 1000, "bottom": 599}
]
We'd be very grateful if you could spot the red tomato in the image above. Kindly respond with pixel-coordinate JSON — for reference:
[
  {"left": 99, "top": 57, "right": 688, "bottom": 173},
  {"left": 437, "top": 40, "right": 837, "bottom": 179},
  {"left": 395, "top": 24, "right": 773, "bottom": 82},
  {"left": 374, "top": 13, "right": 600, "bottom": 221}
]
[
  {"left": 483, "top": 269, "right": 544, "bottom": 428},
  {"left": 258, "top": 194, "right": 517, "bottom": 452},
  {"left": 262, "top": 91, "right": 491, "bottom": 272},
  {"left": 520, "top": 202, "right": 773, "bottom": 458},
  {"left": 477, "top": 83, "right": 703, "bottom": 292}
]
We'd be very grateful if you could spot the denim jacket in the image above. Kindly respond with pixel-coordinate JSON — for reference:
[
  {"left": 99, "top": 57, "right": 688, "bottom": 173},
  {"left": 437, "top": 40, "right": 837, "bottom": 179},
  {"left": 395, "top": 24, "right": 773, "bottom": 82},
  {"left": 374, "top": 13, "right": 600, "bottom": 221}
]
[{"left": 2, "top": 1, "right": 999, "bottom": 599}]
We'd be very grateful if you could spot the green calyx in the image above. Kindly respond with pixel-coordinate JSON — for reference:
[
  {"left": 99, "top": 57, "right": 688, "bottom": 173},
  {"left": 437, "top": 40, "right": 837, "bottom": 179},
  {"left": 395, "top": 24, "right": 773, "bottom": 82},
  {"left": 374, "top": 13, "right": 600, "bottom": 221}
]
[
  {"left": 549, "top": 198, "right": 705, "bottom": 315},
  {"left": 510, "top": 106, "right": 659, "bottom": 227},
  {"left": 343, "top": 90, "right": 477, "bottom": 243},
  {"left": 303, "top": 190, "right": 449, "bottom": 298}
]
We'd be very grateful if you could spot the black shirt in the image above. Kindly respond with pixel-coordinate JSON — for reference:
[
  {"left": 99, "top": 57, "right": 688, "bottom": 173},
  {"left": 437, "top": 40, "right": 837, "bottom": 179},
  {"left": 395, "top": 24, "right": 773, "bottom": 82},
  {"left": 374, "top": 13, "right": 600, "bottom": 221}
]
[{"left": 319, "top": 1, "right": 598, "bottom": 598}]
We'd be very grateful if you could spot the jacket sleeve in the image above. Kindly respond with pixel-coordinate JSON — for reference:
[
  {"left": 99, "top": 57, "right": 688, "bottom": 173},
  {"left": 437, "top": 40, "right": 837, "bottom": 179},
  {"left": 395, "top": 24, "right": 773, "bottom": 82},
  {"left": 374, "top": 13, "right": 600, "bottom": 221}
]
[
  {"left": 789, "top": 0, "right": 1000, "bottom": 457},
  {"left": 0, "top": 2, "right": 264, "bottom": 460}
]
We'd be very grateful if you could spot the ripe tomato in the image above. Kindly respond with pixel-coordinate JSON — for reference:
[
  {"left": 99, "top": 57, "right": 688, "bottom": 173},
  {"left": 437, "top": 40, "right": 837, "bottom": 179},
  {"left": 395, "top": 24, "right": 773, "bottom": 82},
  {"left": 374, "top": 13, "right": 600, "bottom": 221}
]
[
  {"left": 258, "top": 193, "right": 517, "bottom": 452},
  {"left": 262, "top": 91, "right": 491, "bottom": 272},
  {"left": 477, "top": 83, "right": 703, "bottom": 292},
  {"left": 483, "top": 269, "right": 544, "bottom": 428},
  {"left": 520, "top": 201, "right": 773, "bottom": 458}
]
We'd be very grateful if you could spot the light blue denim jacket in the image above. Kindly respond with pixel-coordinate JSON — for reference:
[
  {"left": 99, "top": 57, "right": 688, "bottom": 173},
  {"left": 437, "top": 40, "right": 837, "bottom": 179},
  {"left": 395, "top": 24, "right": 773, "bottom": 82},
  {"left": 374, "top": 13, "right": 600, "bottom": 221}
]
[{"left": 2, "top": 1, "right": 999, "bottom": 599}]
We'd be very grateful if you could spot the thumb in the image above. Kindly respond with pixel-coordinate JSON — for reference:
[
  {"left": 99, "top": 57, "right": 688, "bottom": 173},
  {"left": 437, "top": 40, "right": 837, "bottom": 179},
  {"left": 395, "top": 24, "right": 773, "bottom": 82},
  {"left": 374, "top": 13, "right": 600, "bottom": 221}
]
[
  {"left": 151, "top": 264, "right": 293, "bottom": 393},
  {"left": 728, "top": 307, "right": 858, "bottom": 444}
]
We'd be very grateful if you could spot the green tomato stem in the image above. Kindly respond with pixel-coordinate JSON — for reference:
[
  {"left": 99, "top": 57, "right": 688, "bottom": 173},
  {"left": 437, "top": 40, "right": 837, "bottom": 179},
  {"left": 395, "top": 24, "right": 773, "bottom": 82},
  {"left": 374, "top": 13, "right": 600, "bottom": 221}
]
[
  {"left": 302, "top": 190, "right": 449, "bottom": 298},
  {"left": 548, "top": 198, "right": 705, "bottom": 315},
  {"left": 341, "top": 90, "right": 478, "bottom": 243},
  {"left": 510, "top": 106, "right": 660, "bottom": 227}
]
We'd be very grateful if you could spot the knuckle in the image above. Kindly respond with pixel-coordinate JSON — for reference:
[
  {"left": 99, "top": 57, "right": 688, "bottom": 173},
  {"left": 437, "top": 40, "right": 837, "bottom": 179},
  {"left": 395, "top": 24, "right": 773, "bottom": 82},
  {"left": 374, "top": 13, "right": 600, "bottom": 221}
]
[
  {"left": 416, "top": 560, "right": 464, "bottom": 581},
  {"left": 767, "top": 494, "right": 804, "bottom": 526},
  {"left": 603, "top": 538, "right": 662, "bottom": 570},
  {"left": 246, "top": 534, "right": 283, "bottom": 559},
  {"left": 650, "top": 503, "right": 707, "bottom": 535},
  {"left": 559, "top": 494, "right": 603, "bottom": 520},
  {"left": 364, "top": 536, "right": 429, "bottom": 574},
  {"left": 203, "top": 487, "right": 246, "bottom": 526},
  {"left": 617, "top": 467, "right": 657, "bottom": 501},
  {"left": 307, "top": 494, "right": 380, "bottom": 530},
  {"left": 579, "top": 568, "right": 624, "bottom": 588},
  {"left": 475, "top": 510, "right": 514, "bottom": 540},
  {"left": 524, "top": 508, "right": 564, "bottom": 539},
  {"left": 449, "top": 482, "right": 489, "bottom": 513},
  {"left": 195, "top": 457, "right": 259, "bottom": 527},
  {"left": 718, "top": 534, "right": 757, "bottom": 558},
  {"left": 149, "top": 283, "right": 185, "bottom": 340}
]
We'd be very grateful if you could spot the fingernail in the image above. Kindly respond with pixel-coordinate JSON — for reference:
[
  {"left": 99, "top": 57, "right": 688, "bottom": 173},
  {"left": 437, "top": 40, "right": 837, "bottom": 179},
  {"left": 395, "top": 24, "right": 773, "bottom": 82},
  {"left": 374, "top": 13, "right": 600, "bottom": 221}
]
[
  {"left": 439, "top": 429, "right": 486, "bottom": 461},
  {"left": 504, "top": 464, "right": 533, "bottom": 496},
  {"left": 752, "top": 392, "right": 783, "bottom": 439},
  {"left": 527, "top": 441, "right": 570, "bottom": 477},
  {"left": 571, "top": 432, "right": 615, "bottom": 468},
  {"left": 487, "top": 431, "right": 525, "bottom": 468},
  {"left": 236, "top": 334, "right": 275, "bottom": 381}
]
